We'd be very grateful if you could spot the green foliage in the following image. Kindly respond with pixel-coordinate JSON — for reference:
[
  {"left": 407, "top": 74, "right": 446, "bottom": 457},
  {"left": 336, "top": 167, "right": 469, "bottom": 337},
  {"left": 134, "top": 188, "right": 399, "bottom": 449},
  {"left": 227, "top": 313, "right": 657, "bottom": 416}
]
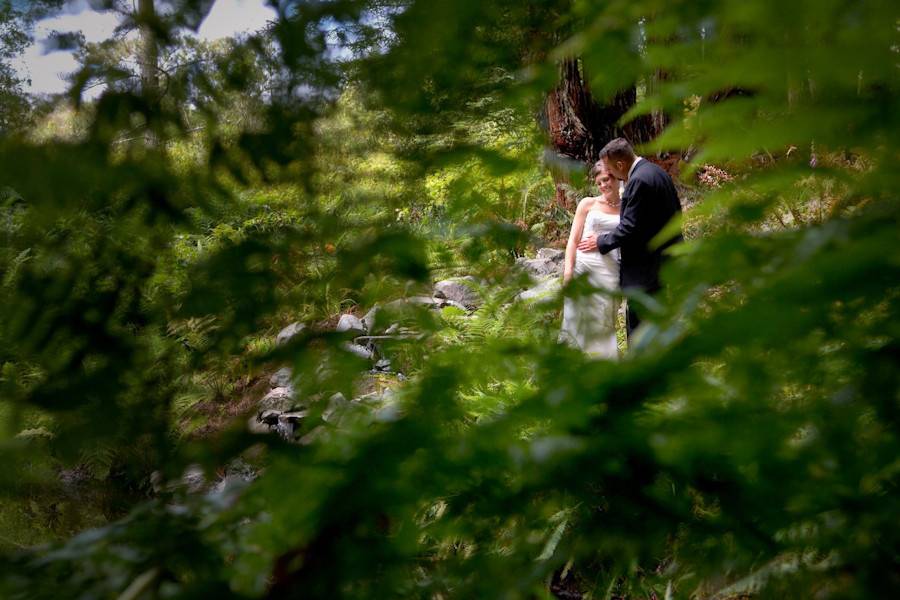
[{"left": 0, "top": 0, "right": 898, "bottom": 598}]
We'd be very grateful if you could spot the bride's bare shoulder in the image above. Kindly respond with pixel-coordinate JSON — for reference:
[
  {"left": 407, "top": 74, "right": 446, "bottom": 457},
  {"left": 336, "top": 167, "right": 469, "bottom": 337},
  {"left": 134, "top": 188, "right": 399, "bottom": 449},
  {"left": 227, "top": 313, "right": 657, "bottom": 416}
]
[{"left": 577, "top": 196, "right": 600, "bottom": 211}]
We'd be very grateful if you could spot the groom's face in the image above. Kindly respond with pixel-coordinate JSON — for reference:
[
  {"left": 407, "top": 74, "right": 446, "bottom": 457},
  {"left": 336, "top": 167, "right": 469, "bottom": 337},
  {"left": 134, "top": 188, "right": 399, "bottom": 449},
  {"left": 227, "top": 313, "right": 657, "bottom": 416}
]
[{"left": 601, "top": 157, "right": 628, "bottom": 181}]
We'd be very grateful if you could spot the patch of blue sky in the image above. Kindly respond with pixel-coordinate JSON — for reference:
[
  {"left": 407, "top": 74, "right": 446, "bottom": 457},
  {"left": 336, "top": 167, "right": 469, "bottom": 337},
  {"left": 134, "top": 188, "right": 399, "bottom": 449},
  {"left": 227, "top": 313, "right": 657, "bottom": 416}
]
[{"left": 13, "top": 0, "right": 276, "bottom": 96}]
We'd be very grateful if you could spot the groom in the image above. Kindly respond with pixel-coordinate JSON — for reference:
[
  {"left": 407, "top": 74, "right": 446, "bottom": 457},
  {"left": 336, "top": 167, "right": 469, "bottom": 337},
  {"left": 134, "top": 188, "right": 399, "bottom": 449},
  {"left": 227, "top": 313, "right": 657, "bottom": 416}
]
[{"left": 577, "top": 138, "right": 683, "bottom": 340}]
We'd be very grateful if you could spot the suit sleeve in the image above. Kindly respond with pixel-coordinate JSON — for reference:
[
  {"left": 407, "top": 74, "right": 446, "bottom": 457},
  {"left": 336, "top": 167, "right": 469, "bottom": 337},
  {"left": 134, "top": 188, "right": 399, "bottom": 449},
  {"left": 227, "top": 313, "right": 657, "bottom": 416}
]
[{"left": 596, "top": 179, "right": 657, "bottom": 254}]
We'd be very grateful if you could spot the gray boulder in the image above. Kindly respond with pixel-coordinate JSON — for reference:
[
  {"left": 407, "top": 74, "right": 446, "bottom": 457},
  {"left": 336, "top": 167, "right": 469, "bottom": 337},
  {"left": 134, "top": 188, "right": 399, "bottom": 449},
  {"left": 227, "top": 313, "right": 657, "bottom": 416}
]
[
  {"left": 276, "top": 322, "right": 306, "bottom": 346},
  {"left": 434, "top": 276, "right": 481, "bottom": 309},
  {"left": 269, "top": 367, "right": 293, "bottom": 389},
  {"left": 437, "top": 298, "right": 469, "bottom": 312},
  {"left": 516, "top": 257, "right": 562, "bottom": 278},
  {"left": 260, "top": 386, "right": 295, "bottom": 412},
  {"left": 537, "top": 248, "right": 565, "bottom": 263},
  {"left": 275, "top": 411, "right": 307, "bottom": 439},
  {"left": 343, "top": 342, "right": 374, "bottom": 360},
  {"left": 336, "top": 313, "right": 366, "bottom": 335},
  {"left": 362, "top": 297, "right": 440, "bottom": 333},
  {"left": 322, "top": 392, "right": 349, "bottom": 424},
  {"left": 253, "top": 408, "right": 307, "bottom": 440},
  {"left": 362, "top": 305, "right": 380, "bottom": 333}
]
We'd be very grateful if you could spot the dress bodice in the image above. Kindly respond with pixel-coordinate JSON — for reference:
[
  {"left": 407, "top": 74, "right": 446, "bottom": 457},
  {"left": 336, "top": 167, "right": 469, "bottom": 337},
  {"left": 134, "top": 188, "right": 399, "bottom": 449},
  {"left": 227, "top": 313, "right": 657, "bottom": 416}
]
[
  {"left": 580, "top": 209, "right": 619, "bottom": 240},
  {"left": 577, "top": 209, "right": 620, "bottom": 265}
]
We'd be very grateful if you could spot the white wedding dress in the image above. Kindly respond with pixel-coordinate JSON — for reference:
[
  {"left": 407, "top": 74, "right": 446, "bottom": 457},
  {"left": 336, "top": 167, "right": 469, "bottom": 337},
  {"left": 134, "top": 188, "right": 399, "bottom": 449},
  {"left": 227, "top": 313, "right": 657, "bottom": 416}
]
[{"left": 559, "top": 209, "right": 621, "bottom": 359}]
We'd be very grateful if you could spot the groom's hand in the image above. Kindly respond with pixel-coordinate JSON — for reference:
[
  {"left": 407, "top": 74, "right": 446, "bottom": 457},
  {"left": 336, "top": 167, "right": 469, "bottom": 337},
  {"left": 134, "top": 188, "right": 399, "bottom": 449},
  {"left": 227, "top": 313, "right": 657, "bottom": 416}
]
[{"left": 577, "top": 234, "right": 598, "bottom": 252}]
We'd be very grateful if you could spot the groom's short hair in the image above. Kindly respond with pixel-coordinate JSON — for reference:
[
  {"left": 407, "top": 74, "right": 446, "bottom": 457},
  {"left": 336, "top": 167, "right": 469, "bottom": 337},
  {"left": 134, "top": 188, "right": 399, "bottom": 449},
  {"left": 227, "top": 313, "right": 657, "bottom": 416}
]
[{"left": 599, "top": 137, "right": 635, "bottom": 161}]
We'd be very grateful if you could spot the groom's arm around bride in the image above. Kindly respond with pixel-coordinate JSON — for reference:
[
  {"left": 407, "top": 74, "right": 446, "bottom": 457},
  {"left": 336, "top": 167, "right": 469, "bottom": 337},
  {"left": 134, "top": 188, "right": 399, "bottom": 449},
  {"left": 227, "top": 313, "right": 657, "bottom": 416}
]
[{"left": 577, "top": 138, "right": 683, "bottom": 339}]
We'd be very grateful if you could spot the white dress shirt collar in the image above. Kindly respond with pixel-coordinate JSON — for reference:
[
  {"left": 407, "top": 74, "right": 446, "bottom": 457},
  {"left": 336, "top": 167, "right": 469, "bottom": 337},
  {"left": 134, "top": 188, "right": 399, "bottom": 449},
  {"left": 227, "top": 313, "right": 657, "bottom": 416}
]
[{"left": 627, "top": 156, "right": 644, "bottom": 180}]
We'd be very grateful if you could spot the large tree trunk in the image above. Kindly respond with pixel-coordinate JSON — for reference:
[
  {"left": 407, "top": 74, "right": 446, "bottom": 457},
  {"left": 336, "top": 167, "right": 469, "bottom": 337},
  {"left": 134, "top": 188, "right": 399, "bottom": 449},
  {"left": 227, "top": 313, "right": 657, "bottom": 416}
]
[
  {"left": 138, "top": 0, "right": 159, "bottom": 145},
  {"left": 544, "top": 57, "right": 662, "bottom": 210},
  {"left": 544, "top": 58, "right": 594, "bottom": 210},
  {"left": 545, "top": 58, "right": 596, "bottom": 164}
]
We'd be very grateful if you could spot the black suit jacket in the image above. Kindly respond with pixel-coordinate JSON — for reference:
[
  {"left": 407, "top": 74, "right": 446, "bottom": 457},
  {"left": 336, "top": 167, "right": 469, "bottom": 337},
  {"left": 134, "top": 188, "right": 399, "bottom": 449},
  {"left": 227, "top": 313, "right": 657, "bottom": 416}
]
[{"left": 596, "top": 159, "right": 683, "bottom": 292}]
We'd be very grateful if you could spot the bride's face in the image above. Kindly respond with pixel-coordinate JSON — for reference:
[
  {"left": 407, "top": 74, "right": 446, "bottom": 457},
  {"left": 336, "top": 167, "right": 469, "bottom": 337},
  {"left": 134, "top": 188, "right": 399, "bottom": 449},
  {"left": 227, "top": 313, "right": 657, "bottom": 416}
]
[{"left": 595, "top": 170, "right": 619, "bottom": 200}]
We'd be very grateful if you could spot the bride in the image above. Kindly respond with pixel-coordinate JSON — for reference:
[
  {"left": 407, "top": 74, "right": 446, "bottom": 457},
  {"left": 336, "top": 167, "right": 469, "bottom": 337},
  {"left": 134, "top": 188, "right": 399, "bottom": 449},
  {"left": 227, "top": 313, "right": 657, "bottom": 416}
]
[{"left": 559, "top": 162, "right": 622, "bottom": 358}]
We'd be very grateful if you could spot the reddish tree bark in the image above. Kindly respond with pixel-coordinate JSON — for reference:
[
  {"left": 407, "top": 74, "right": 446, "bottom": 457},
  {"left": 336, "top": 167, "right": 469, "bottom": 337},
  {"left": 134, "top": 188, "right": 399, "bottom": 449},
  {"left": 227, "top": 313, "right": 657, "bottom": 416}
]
[{"left": 544, "top": 58, "right": 662, "bottom": 209}]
